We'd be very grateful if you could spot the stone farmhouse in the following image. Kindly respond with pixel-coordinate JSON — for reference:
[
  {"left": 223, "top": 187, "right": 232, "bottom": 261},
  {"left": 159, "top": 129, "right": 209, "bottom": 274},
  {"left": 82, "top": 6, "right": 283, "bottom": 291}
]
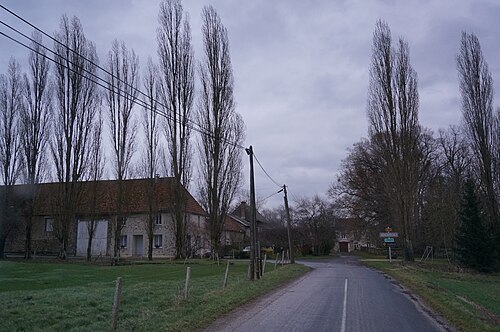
[
  {"left": 4, "top": 177, "right": 209, "bottom": 258},
  {"left": 222, "top": 201, "right": 267, "bottom": 248},
  {"left": 333, "top": 218, "right": 374, "bottom": 253}
]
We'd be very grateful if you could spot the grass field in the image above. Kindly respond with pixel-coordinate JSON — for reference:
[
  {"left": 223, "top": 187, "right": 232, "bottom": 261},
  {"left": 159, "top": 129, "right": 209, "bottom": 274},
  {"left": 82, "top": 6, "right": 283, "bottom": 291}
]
[
  {"left": 0, "top": 259, "right": 309, "bottom": 331},
  {"left": 357, "top": 252, "right": 500, "bottom": 332}
]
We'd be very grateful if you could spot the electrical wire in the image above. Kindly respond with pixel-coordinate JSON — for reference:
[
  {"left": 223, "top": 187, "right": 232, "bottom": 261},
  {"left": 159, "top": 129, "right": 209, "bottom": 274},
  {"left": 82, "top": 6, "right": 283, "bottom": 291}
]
[
  {"left": 0, "top": 4, "right": 290, "bottom": 194},
  {"left": 0, "top": 4, "right": 244, "bottom": 149},
  {"left": 257, "top": 190, "right": 282, "bottom": 205},
  {"left": 253, "top": 151, "right": 282, "bottom": 188}
]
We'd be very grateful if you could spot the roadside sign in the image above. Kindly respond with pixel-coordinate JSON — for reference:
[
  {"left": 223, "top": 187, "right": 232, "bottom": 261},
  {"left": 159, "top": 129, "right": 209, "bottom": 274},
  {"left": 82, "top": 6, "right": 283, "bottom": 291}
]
[
  {"left": 384, "top": 237, "right": 395, "bottom": 243},
  {"left": 385, "top": 243, "right": 397, "bottom": 247},
  {"left": 379, "top": 232, "right": 399, "bottom": 238}
]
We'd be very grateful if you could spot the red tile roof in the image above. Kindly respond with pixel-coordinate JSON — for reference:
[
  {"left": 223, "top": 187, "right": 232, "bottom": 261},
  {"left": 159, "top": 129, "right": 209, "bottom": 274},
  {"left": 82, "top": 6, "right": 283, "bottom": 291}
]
[{"left": 10, "top": 177, "right": 206, "bottom": 217}]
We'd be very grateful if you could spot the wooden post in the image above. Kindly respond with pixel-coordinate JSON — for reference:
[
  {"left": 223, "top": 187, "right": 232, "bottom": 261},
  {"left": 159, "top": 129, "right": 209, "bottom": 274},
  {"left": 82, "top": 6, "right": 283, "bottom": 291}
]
[
  {"left": 262, "top": 253, "right": 267, "bottom": 275},
  {"left": 281, "top": 251, "right": 285, "bottom": 266},
  {"left": 274, "top": 254, "right": 278, "bottom": 269},
  {"left": 283, "top": 185, "right": 295, "bottom": 264},
  {"left": 223, "top": 260, "right": 230, "bottom": 289},
  {"left": 111, "top": 277, "right": 122, "bottom": 330},
  {"left": 184, "top": 267, "right": 191, "bottom": 300},
  {"left": 247, "top": 262, "right": 251, "bottom": 279}
]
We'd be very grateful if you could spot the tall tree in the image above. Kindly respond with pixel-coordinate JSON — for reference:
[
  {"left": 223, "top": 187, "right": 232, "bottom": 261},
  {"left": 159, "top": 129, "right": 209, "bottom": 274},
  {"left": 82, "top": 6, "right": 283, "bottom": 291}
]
[
  {"left": 330, "top": 139, "right": 391, "bottom": 231},
  {"left": 157, "top": 0, "right": 195, "bottom": 258},
  {"left": 0, "top": 58, "right": 22, "bottom": 258},
  {"left": 295, "top": 195, "right": 336, "bottom": 256},
  {"left": 85, "top": 106, "right": 104, "bottom": 262},
  {"left": 197, "top": 6, "right": 244, "bottom": 258},
  {"left": 21, "top": 31, "right": 52, "bottom": 259},
  {"left": 142, "top": 58, "right": 161, "bottom": 261},
  {"left": 455, "top": 178, "right": 495, "bottom": 272},
  {"left": 456, "top": 32, "right": 498, "bottom": 228},
  {"left": 106, "top": 40, "right": 139, "bottom": 261},
  {"left": 367, "top": 20, "right": 422, "bottom": 261},
  {"left": 52, "top": 15, "right": 100, "bottom": 258}
]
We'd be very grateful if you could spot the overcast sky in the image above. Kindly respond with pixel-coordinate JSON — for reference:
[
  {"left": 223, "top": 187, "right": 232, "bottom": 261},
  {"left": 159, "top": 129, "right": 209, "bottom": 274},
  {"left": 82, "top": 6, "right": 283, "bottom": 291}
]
[{"left": 1, "top": 0, "right": 499, "bottom": 208}]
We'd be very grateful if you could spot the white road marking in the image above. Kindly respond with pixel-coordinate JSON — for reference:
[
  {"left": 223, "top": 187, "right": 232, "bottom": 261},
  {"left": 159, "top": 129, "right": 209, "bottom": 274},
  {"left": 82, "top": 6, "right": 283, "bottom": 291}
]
[{"left": 341, "top": 278, "right": 348, "bottom": 332}]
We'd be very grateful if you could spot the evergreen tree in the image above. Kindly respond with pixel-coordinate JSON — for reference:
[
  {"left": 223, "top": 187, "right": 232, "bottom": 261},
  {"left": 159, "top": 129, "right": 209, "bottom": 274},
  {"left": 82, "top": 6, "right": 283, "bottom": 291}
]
[{"left": 455, "top": 179, "right": 496, "bottom": 272}]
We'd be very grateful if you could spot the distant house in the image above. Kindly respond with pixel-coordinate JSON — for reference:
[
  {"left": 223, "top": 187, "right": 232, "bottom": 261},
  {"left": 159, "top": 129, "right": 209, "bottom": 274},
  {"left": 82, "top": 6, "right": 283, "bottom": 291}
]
[
  {"left": 334, "top": 218, "right": 373, "bottom": 253},
  {"left": 4, "top": 177, "right": 209, "bottom": 258},
  {"left": 221, "top": 201, "right": 267, "bottom": 248}
]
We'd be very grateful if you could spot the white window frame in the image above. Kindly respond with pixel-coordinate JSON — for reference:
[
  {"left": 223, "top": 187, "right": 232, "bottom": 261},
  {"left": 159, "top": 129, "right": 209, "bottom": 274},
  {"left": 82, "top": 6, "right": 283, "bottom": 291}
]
[
  {"left": 120, "top": 235, "right": 127, "bottom": 248},
  {"left": 153, "top": 234, "right": 163, "bottom": 248},
  {"left": 45, "top": 218, "right": 54, "bottom": 232},
  {"left": 155, "top": 213, "right": 162, "bottom": 225}
]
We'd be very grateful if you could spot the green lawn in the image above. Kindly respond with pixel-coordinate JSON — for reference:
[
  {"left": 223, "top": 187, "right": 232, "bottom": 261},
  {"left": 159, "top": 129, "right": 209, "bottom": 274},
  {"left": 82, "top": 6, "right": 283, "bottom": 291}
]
[
  {"left": 0, "top": 259, "right": 309, "bottom": 331},
  {"left": 358, "top": 254, "right": 500, "bottom": 332}
]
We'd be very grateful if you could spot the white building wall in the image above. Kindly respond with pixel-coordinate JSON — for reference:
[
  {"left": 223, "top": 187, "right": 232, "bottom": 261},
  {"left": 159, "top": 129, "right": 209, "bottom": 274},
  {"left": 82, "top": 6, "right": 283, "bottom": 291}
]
[{"left": 76, "top": 220, "right": 108, "bottom": 257}]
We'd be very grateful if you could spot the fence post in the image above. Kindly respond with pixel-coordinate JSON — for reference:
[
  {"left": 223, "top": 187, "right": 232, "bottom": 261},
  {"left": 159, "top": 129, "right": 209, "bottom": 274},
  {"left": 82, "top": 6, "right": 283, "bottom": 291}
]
[
  {"left": 111, "top": 277, "right": 122, "bottom": 330},
  {"left": 281, "top": 251, "right": 285, "bottom": 266},
  {"left": 223, "top": 260, "right": 230, "bottom": 289},
  {"left": 262, "top": 253, "right": 267, "bottom": 275},
  {"left": 184, "top": 267, "right": 191, "bottom": 300}
]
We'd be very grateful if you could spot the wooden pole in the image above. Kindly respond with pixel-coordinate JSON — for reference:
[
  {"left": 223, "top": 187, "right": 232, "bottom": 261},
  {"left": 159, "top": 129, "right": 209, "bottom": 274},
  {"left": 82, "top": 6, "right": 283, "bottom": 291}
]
[
  {"left": 274, "top": 254, "right": 278, "bottom": 269},
  {"left": 281, "top": 251, "right": 285, "bottom": 266},
  {"left": 223, "top": 260, "right": 230, "bottom": 289},
  {"left": 262, "top": 253, "right": 267, "bottom": 275},
  {"left": 283, "top": 185, "right": 295, "bottom": 264},
  {"left": 184, "top": 267, "right": 191, "bottom": 300},
  {"left": 111, "top": 277, "right": 122, "bottom": 330},
  {"left": 246, "top": 146, "right": 257, "bottom": 280}
]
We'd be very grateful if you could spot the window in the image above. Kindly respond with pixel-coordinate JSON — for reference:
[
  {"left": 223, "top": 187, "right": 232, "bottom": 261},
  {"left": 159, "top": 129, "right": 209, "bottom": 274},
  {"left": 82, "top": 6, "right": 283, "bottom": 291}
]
[
  {"left": 153, "top": 234, "right": 163, "bottom": 248},
  {"left": 120, "top": 235, "right": 127, "bottom": 248},
  {"left": 155, "top": 214, "right": 162, "bottom": 225},
  {"left": 45, "top": 218, "right": 54, "bottom": 232}
]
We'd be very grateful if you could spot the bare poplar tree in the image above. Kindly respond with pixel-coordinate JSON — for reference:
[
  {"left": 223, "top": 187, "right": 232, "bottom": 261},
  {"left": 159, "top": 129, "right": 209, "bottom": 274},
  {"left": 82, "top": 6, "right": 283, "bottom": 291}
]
[
  {"left": 21, "top": 31, "right": 52, "bottom": 259},
  {"left": 368, "top": 20, "right": 421, "bottom": 261},
  {"left": 52, "top": 15, "right": 100, "bottom": 258},
  {"left": 0, "top": 58, "right": 22, "bottom": 258},
  {"left": 495, "top": 108, "right": 500, "bottom": 201},
  {"left": 106, "top": 40, "right": 139, "bottom": 261},
  {"left": 85, "top": 107, "right": 104, "bottom": 261},
  {"left": 456, "top": 32, "right": 498, "bottom": 226},
  {"left": 197, "top": 6, "right": 244, "bottom": 258},
  {"left": 142, "top": 58, "right": 161, "bottom": 261},
  {"left": 157, "top": 0, "right": 195, "bottom": 258}
]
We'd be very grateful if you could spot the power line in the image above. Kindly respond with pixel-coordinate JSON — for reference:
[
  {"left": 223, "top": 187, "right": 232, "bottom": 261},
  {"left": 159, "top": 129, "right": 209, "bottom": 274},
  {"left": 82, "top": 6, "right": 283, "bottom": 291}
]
[
  {"left": 253, "top": 151, "right": 282, "bottom": 188},
  {"left": 257, "top": 189, "right": 282, "bottom": 205},
  {"left": 0, "top": 4, "right": 244, "bottom": 150},
  {"left": 1, "top": 4, "right": 290, "bottom": 195}
]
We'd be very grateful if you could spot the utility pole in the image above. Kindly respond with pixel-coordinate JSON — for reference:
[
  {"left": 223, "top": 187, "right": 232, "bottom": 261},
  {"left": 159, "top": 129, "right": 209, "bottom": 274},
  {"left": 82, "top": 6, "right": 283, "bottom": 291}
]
[
  {"left": 245, "top": 146, "right": 259, "bottom": 279},
  {"left": 283, "top": 184, "right": 295, "bottom": 264}
]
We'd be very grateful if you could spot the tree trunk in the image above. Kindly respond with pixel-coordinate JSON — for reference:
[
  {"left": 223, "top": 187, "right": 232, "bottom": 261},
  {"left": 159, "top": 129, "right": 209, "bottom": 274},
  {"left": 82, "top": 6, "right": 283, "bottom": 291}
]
[
  {"left": 0, "top": 235, "right": 6, "bottom": 259},
  {"left": 24, "top": 216, "right": 32, "bottom": 259}
]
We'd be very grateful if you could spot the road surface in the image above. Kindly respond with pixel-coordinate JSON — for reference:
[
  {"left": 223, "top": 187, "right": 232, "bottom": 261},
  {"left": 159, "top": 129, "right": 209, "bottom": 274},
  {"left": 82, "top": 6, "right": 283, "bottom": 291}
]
[{"left": 204, "top": 256, "right": 449, "bottom": 332}]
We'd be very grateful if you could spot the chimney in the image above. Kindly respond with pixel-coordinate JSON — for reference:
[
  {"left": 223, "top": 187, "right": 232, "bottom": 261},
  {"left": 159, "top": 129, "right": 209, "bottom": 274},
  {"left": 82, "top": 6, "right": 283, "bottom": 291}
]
[{"left": 240, "top": 201, "right": 246, "bottom": 219}]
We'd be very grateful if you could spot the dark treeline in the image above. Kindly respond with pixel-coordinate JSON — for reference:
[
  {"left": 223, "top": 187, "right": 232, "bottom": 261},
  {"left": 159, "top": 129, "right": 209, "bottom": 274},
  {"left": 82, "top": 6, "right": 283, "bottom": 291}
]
[
  {"left": 331, "top": 21, "right": 499, "bottom": 271},
  {"left": 0, "top": 0, "right": 244, "bottom": 260},
  {"left": 260, "top": 21, "right": 499, "bottom": 272}
]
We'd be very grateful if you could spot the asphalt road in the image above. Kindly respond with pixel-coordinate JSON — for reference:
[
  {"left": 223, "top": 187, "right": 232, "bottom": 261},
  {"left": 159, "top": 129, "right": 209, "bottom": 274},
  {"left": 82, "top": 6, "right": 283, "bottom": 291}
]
[{"left": 204, "top": 256, "right": 447, "bottom": 332}]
